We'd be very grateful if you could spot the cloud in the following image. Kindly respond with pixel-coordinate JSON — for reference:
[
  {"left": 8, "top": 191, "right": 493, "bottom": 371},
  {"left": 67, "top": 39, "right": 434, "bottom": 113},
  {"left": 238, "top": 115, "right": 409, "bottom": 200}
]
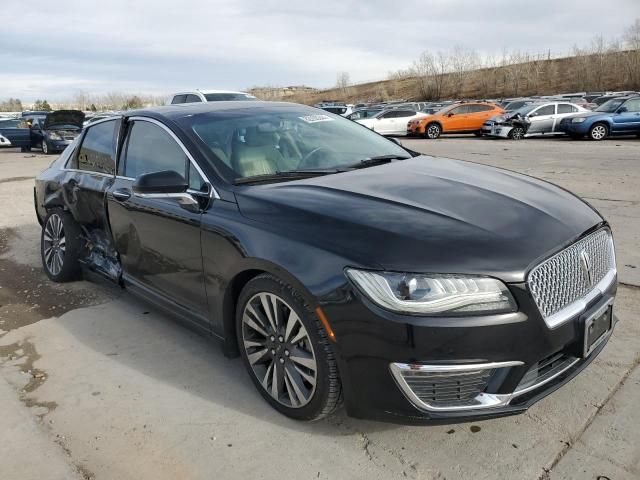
[{"left": 1, "top": 0, "right": 638, "bottom": 101}]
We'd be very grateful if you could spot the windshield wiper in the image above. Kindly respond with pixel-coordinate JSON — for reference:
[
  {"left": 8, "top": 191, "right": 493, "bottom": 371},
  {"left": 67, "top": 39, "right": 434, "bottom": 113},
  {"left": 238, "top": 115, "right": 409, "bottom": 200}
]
[
  {"left": 348, "top": 154, "right": 411, "bottom": 169},
  {"left": 234, "top": 169, "right": 344, "bottom": 185}
]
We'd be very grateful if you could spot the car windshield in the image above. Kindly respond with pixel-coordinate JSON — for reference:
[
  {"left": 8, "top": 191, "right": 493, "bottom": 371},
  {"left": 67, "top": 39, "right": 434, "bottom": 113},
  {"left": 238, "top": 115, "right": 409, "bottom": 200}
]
[
  {"left": 595, "top": 98, "right": 626, "bottom": 113},
  {"left": 204, "top": 93, "right": 256, "bottom": 101},
  {"left": 183, "top": 106, "right": 409, "bottom": 182},
  {"left": 0, "top": 118, "right": 28, "bottom": 128}
]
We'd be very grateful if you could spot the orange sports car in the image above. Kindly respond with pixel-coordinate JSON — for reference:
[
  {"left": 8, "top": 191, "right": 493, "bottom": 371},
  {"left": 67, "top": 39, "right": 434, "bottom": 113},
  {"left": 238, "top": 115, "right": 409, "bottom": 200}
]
[{"left": 407, "top": 102, "right": 505, "bottom": 139}]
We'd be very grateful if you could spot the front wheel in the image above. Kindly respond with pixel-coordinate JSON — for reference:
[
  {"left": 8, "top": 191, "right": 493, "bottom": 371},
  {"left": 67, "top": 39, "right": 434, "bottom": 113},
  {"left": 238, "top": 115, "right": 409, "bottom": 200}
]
[
  {"left": 41, "top": 209, "right": 83, "bottom": 282},
  {"left": 42, "top": 140, "right": 51, "bottom": 154},
  {"left": 589, "top": 123, "right": 608, "bottom": 141},
  {"left": 424, "top": 123, "right": 441, "bottom": 139},
  {"left": 236, "top": 274, "right": 342, "bottom": 421},
  {"left": 509, "top": 126, "right": 525, "bottom": 140}
]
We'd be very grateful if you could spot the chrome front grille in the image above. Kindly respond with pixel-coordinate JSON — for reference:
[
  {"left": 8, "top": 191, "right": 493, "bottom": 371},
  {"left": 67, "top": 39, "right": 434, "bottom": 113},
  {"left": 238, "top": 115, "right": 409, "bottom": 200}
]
[{"left": 528, "top": 229, "right": 616, "bottom": 326}]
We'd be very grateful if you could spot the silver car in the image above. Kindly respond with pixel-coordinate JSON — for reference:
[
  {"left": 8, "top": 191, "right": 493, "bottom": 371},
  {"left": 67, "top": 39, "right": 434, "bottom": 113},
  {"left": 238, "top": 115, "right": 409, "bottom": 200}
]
[{"left": 484, "top": 102, "right": 590, "bottom": 139}]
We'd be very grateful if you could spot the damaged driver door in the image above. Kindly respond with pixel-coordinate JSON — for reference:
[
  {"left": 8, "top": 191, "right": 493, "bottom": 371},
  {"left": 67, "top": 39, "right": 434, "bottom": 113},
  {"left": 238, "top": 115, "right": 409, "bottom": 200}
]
[{"left": 107, "top": 118, "right": 209, "bottom": 328}]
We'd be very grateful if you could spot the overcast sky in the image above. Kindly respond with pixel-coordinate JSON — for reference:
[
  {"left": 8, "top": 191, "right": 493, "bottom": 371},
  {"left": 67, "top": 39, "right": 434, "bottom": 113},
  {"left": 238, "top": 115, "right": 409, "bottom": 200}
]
[{"left": 1, "top": 0, "right": 638, "bottom": 102}]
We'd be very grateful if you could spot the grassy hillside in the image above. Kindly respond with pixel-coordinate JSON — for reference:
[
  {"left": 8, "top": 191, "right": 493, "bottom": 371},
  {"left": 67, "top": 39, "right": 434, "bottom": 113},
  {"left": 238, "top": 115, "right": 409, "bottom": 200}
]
[{"left": 260, "top": 50, "right": 639, "bottom": 105}]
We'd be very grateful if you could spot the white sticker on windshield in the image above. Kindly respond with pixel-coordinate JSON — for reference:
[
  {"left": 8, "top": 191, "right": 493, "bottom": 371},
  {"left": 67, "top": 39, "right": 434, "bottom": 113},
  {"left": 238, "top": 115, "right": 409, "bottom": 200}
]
[{"left": 299, "top": 114, "right": 333, "bottom": 124}]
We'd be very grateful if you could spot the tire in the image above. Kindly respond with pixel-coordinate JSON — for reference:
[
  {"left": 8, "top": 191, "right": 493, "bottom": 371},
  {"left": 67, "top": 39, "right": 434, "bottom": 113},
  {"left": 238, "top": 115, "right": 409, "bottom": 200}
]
[
  {"left": 42, "top": 140, "right": 51, "bottom": 154},
  {"left": 236, "top": 274, "right": 342, "bottom": 421},
  {"left": 41, "top": 209, "right": 83, "bottom": 282},
  {"left": 424, "top": 123, "right": 441, "bottom": 139},
  {"left": 588, "top": 123, "right": 608, "bottom": 141},
  {"left": 509, "top": 127, "right": 525, "bottom": 140}
]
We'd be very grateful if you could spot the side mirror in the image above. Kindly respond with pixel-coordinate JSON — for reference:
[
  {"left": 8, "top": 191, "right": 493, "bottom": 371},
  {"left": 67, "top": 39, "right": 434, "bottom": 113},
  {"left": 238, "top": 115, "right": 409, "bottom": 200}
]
[
  {"left": 447, "top": 112, "right": 455, "bottom": 117},
  {"left": 528, "top": 112, "right": 538, "bottom": 118},
  {"left": 617, "top": 106, "right": 628, "bottom": 113},
  {"left": 132, "top": 170, "right": 188, "bottom": 194}
]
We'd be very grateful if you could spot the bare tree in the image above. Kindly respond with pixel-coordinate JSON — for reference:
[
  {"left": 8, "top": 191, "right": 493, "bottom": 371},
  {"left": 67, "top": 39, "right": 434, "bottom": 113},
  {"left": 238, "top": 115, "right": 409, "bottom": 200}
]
[
  {"left": 449, "top": 46, "right": 478, "bottom": 97},
  {"left": 410, "top": 51, "right": 450, "bottom": 100},
  {"left": 622, "top": 18, "right": 640, "bottom": 89},
  {"left": 336, "top": 72, "right": 350, "bottom": 95}
]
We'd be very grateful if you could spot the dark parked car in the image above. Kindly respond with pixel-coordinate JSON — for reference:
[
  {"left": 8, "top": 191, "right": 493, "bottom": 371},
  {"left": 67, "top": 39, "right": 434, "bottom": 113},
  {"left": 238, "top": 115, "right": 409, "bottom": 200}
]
[
  {"left": 27, "top": 110, "right": 85, "bottom": 154},
  {"left": 0, "top": 117, "right": 31, "bottom": 148},
  {"left": 34, "top": 102, "right": 617, "bottom": 424},
  {"left": 558, "top": 96, "right": 640, "bottom": 140}
]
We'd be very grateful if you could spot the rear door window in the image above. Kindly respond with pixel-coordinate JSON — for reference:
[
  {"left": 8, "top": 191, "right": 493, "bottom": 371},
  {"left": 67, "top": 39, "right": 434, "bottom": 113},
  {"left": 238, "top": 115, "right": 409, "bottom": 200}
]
[
  {"left": 395, "top": 110, "right": 416, "bottom": 117},
  {"left": 184, "top": 94, "right": 202, "bottom": 103},
  {"left": 122, "top": 120, "right": 188, "bottom": 180},
  {"left": 75, "top": 119, "right": 117, "bottom": 175},
  {"left": 534, "top": 105, "right": 556, "bottom": 116},
  {"left": 171, "top": 95, "right": 187, "bottom": 104},
  {"left": 558, "top": 104, "right": 577, "bottom": 114}
]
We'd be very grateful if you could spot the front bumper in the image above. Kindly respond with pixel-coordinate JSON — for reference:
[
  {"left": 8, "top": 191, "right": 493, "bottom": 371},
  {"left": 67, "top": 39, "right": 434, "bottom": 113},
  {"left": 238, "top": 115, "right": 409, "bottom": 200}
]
[
  {"left": 407, "top": 124, "right": 424, "bottom": 136},
  {"left": 48, "top": 139, "right": 74, "bottom": 151},
  {"left": 322, "top": 278, "right": 617, "bottom": 425}
]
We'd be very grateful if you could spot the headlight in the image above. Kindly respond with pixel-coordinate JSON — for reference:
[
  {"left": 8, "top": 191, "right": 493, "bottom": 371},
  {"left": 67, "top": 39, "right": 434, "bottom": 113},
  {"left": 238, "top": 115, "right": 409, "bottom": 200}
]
[
  {"left": 571, "top": 117, "right": 587, "bottom": 123},
  {"left": 48, "top": 131, "right": 62, "bottom": 140},
  {"left": 345, "top": 269, "right": 517, "bottom": 316}
]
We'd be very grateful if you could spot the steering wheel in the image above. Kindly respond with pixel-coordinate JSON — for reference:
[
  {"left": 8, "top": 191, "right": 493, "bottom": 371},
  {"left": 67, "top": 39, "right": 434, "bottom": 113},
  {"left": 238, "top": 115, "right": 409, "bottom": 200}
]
[{"left": 297, "top": 146, "right": 332, "bottom": 169}]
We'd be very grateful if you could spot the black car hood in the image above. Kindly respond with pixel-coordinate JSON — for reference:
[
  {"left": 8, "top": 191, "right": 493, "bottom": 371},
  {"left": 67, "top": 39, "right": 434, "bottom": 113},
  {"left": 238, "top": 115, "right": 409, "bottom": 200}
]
[
  {"left": 236, "top": 157, "right": 603, "bottom": 282},
  {"left": 44, "top": 110, "right": 85, "bottom": 129}
]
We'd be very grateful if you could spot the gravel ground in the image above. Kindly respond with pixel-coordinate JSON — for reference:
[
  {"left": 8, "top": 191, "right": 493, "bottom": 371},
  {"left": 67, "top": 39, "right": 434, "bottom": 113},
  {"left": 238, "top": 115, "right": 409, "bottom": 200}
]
[{"left": 0, "top": 139, "right": 638, "bottom": 480}]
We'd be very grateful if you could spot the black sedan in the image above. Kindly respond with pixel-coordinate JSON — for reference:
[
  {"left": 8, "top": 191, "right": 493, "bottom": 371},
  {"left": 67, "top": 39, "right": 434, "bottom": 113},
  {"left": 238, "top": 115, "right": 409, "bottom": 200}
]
[{"left": 34, "top": 101, "right": 618, "bottom": 424}]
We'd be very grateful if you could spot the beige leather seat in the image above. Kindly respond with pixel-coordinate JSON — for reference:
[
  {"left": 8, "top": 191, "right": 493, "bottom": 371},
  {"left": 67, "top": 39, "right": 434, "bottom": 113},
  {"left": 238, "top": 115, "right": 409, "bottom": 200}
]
[{"left": 231, "top": 126, "right": 284, "bottom": 177}]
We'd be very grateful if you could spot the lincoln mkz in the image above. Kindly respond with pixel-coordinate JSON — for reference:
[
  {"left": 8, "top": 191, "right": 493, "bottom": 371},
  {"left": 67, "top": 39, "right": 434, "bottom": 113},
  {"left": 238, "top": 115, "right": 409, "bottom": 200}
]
[{"left": 34, "top": 101, "right": 617, "bottom": 424}]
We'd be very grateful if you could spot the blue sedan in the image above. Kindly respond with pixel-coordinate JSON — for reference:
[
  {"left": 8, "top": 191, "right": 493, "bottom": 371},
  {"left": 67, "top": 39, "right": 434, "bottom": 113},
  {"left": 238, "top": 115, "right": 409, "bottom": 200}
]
[{"left": 559, "top": 96, "right": 640, "bottom": 140}]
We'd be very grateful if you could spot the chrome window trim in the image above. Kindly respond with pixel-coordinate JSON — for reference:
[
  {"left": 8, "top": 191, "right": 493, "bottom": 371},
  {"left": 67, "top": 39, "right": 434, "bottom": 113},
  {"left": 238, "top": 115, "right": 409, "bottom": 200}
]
[
  {"left": 389, "top": 361, "right": 523, "bottom": 412},
  {"left": 127, "top": 116, "right": 220, "bottom": 200}
]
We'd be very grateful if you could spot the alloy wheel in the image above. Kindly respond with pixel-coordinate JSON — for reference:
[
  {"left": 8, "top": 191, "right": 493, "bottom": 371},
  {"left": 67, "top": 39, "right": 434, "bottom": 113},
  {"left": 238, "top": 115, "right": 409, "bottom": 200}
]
[
  {"left": 426, "top": 124, "right": 440, "bottom": 139},
  {"left": 43, "top": 213, "right": 65, "bottom": 276},
  {"left": 511, "top": 127, "right": 525, "bottom": 140},
  {"left": 590, "top": 125, "right": 607, "bottom": 140},
  {"left": 241, "top": 292, "right": 317, "bottom": 408},
  {"left": 42, "top": 141, "right": 48, "bottom": 154}
]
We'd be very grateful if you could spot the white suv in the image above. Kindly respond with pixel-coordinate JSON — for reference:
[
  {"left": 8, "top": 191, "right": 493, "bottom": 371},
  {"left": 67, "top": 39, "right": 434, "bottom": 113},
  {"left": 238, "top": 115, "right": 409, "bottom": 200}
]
[{"left": 167, "top": 89, "right": 256, "bottom": 105}]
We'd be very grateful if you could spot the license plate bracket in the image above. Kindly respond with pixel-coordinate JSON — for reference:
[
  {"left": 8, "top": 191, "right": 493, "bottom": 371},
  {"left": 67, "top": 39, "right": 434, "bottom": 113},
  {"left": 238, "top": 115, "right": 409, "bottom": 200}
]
[{"left": 582, "top": 302, "right": 613, "bottom": 358}]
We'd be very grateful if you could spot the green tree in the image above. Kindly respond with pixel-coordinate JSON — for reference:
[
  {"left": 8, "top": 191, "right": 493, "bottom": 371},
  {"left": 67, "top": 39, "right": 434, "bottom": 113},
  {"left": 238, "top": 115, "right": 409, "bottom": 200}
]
[
  {"left": 90, "top": 103, "right": 97, "bottom": 112},
  {"left": 41, "top": 100, "right": 52, "bottom": 111},
  {"left": 32, "top": 99, "right": 43, "bottom": 110}
]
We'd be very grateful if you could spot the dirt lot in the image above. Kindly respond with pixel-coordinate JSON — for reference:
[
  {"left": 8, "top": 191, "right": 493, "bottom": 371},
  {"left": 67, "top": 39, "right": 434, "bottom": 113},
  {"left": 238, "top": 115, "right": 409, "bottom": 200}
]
[{"left": 1, "top": 138, "right": 639, "bottom": 480}]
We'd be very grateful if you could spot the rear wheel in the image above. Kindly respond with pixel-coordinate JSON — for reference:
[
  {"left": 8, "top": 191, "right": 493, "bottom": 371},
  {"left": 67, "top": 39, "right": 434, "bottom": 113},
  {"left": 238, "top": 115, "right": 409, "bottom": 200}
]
[
  {"left": 41, "top": 209, "right": 83, "bottom": 282},
  {"left": 509, "top": 127, "right": 525, "bottom": 140},
  {"left": 588, "top": 123, "right": 608, "bottom": 141},
  {"left": 424, "top": 123, "right": 441, "bottom": 139},
  {"left": 236, "top": 274, "right": 342, "bottom": 421}
]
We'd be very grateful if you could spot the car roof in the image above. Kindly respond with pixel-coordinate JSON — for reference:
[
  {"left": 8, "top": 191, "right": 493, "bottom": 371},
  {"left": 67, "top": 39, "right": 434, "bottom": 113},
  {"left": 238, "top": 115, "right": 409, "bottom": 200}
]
[
  {"left": 126, "top": 101, "right": 317, "bottom": 122},
  {"left": 172, "top": 89, "right": 249, "bottom": 96}
]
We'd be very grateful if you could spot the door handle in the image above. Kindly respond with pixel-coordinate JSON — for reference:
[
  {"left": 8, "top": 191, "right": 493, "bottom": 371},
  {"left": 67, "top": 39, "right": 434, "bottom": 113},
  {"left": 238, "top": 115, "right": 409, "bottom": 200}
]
[{"left": 112, "top": 189, "right": 131, "bottom": 201}]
